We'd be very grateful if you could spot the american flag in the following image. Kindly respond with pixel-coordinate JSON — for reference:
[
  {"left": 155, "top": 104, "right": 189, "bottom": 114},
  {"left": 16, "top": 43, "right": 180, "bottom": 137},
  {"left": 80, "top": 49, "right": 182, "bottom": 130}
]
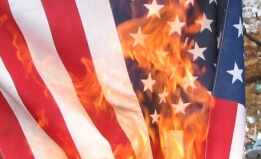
[{"left": 0, "top": 0, "right": 245, "bottom": 159}]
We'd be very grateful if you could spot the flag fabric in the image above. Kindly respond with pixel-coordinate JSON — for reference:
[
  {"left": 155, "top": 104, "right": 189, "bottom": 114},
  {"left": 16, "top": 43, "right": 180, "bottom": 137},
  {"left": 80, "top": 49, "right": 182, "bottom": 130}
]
[
  {"left": 0, "top": 0, "right": 245, "bottom": 159},
  {"left": 205, "top": 0, "right": 246, "bottom": 158}
]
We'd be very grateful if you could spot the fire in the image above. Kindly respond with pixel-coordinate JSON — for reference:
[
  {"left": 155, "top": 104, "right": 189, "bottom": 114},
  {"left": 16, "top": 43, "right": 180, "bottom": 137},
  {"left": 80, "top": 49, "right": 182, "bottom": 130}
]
[
  {"left": 36, "top": 110, "right": 49, "bottom": 128},
  {"left": 1, "top": 15, "right": 51, "bottom": 97},
  {"left": 4, "top": 0, "right": 214, "bottom": 158},
  {"left": 117, "top": 1, "right": 213, "bottom": 159},
  {"left": 70, "top": 58, "right": 107, "bottom": 110}
]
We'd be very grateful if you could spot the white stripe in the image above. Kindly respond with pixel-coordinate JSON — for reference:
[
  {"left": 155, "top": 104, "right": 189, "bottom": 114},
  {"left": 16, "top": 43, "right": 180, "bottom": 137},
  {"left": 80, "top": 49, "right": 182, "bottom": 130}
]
[
  {"left": 75, "top": 0, "right": 153, "bottom": 158},
  {"left": 229, "top": 103, "right": 246, "bottom": 159},
  {"left": 8, "top": 1, "right": 115, "bottom": 159},
  {"left": 0, "top": 58, "right": 66, "bottom": 159}
]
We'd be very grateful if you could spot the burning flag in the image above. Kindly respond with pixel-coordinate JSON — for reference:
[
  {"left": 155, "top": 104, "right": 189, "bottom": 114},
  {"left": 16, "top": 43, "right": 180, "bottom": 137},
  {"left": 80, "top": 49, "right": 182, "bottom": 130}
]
[{"left": 0, "top": 0, "right": 245, "bottom": 159}]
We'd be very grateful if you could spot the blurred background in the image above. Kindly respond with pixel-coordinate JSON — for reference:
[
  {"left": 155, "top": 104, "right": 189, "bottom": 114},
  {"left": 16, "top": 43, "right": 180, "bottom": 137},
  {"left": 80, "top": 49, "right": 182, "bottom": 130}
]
[
  {"left": 243, "top": 0, "right": 261, "bottom": 154},
  {"left": 243, "top": 0, "right": 261, "bottom": 139}
]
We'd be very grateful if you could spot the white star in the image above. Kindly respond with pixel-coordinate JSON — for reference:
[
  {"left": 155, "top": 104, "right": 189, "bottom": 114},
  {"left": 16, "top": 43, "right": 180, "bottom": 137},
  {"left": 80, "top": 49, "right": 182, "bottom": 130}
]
[
  {"left": 233, "top": 18, "right": 243, "bottom": 37},
  {"left": 156, "top": 49, "right": 169, "bottom": 64},
  {"left": 187, "top": 42, "right": 207, "bottom": 61},
  {"left": 172, "top": 98, "right": 190, "bottom": 114},
  {"left": 185, "top": 0, "right": 194, "bottom": 6},
  {"left": 129, "top": 27, "right": 150, "bottom": 47},
  {"left": 196, "top": 13, "right": 213, "bottom": 32},
  {"left": 217, "top": 31, "right": 222, "bottom": 49},
  {"left": 183, "top": 76, "right": 198, "bottom": 89},
  {"left": 141, "top": 73, "right": 155, "bottom": 92},
  {"left": 144, "top": 0, "right": 164, "bottom": 18},
  {"left": 209, "top": 0, "right": 217, "bottom": 5},
  {"left": 158, "top": 87, "right": 169, "bottom": 103},
  {"left": 226, "top": 62, "right": 243, "bottom": 83},
  {"left": 150, "top": 110, "right": 160, "bottom": 123},
  {"left": 168, "top": 16, "right": 185, "bottom": 35}
]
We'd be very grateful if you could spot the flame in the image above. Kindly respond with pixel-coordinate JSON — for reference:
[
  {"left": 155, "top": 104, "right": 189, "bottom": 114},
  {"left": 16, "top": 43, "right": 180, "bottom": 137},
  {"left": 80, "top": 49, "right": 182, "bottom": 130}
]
[
  {"left": 69, "top": 58, "right": 107, "bottom": 110},
  {"left": 36, "top": 110, "right": 49, "bottom": 128},
  {"left": 3, "top": 0, "right": 215, "bottom": 157},
  {"left": 117, "top": 1, "right": 213, "bottom": 159},
  {"left": 0, "top": 13, "right": 51, "bottom": 97}
]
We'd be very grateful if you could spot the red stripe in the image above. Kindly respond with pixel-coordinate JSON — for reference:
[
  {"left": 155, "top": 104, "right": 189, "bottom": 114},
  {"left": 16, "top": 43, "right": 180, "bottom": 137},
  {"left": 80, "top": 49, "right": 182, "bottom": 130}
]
[
  {"left": 41, "top": 0, "right": 136, "bottom": 158},
  {"left": 205, "top": 98, "right": 237, "bottom": 159},
  {"left": 0, "top": 1, "right": 80, "bottom": 158},
  {"left": 0, "top": 92, "right": 34, "bottom": 159}
]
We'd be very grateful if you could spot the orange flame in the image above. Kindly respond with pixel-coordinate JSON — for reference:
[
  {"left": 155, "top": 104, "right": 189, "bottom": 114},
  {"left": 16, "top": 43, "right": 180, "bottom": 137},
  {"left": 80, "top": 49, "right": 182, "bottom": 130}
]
[
  {"left": 69, "top": 58, "right": 107, "bottom": 110},
  {"left": 1, "top": 13, "right": 51, "bottom": 97},
  {"left": 117, "top": 1, "right": 213, "bottom": 159},
  {"left": 36, "top": 110, "right": 49, "bottom": 128},
  {"left": 4, "top": 0, "right": 215, "bottom": 157}
]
